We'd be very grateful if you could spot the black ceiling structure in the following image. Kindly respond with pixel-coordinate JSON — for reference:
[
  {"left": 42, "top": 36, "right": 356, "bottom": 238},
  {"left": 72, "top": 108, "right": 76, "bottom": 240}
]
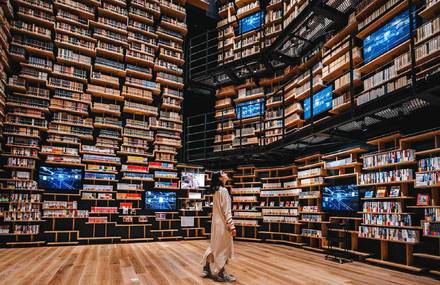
[
  {"left": 186, "top": 0, "right": 361, "bottom": 90},
  {"left": 184, "top": 70, "right": 440, "bottom": 169}
]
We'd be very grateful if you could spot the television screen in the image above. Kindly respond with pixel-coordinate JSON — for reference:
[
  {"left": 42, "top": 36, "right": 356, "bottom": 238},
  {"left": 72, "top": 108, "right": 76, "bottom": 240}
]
[
  {"left": 304, "top": 85, "right": 333, "bottom": 120},
  {"left": 238, "top": 12, "right": 263, "bottom": 35},
  {"left": 39, "top": 166, "right": 83, "bottom": 191},
  {"left": 236, "top": 98, "right": 264, "bottom": 119},
  {"left": 145, "top": 191, "right": 177, "bottom": 210},
  {"left": 363, "top": 9, "right": 415, "bottom": 63},
  {"left": 322, "top": 184, "right": 359, "bottom": 212},
  {"left": 181, "top": 172, "right": 205, "bottom": 189}
]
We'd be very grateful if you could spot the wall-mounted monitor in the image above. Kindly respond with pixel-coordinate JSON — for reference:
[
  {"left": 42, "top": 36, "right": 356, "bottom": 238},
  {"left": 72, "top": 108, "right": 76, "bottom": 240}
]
[
  {"left": 145, "top": 191, "right": 177, "bottom": 210},
  {"left": 39, "top": 166, "right": 83, "bottom": 191},
  {"left": 322, "top": 184, "right": 360, "bottom": 212},
  {"left": 181, "top": 172, "right": 205, "bottom": 189},
  {"left": 236, "top": 98, "right": 264, "bottom": 119},
  {"left": 238, "top": 12, "right": 264, "bottom": 35},
  {"left": 363, "top": 9, "right": 415, "bottom": 63},
  {"left": 303, "top": 85, "right": 333, "bottom": 120}
]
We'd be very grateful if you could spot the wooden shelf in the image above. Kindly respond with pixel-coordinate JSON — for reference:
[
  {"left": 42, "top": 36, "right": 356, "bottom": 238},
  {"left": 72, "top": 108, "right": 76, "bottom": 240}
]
[{"left": 365, "top": 258, "right": 425, "bottom": 272}]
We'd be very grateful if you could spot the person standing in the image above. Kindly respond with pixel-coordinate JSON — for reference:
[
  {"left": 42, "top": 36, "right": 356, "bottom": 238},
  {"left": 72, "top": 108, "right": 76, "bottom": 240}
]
[{"left": 201, "top": 171, "right": 237, "bottom": 282}]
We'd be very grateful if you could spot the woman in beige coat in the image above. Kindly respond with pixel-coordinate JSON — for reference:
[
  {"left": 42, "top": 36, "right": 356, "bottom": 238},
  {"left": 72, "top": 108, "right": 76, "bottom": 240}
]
[{"left": 201, "top": 171, "right": 237, "bottom": 282}]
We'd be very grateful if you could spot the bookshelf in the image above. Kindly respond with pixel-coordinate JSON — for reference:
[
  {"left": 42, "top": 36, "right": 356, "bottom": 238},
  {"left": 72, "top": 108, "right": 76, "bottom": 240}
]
[
  {"left": 400, "top": 129, "right": 440, "bottom": 275},
  {"left": 177, "top": 164, "right": 209, "bottom": 240},
  {"left": 294, "top": 154, "right": 329, "bottom": 252},
  {"left": 255, "top": 164, "right": 305, "bottom": 247},
  {"left": 150, "top": 211, "right": 182, "bottom": 241},
  {"left": 357, "top": 133, "right": 423, "bottom": 271},
  {"left": 0, "top": 0, "right": 186, "bottom": 245},
  {"left": 231, "top": 165, "right": 261, "bottom": 241}
]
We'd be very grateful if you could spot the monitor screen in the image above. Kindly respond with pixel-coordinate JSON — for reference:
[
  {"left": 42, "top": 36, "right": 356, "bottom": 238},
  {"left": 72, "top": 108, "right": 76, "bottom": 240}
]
[
  {"left": 39, "top": 166, "right": 83, "bottom": 191},
  {"left": 363, "top": 9, "right": 414, "bottom": 63},
  {"left": 236, "top": 98, "right": 264, "bottom": 119},
  {"left": 238, "top": 12, "right": 263, "bottom": 35},
  {"left": 304, "top": 85, "right": 333, "bottom": 120},
  {"left": 181, "top": 172, "right": 205, "bottom": 189},
  {"left": 322, "top": 184, "right": 360, "bottom": 212},
  {"left": 145, "top": 191, "right": 177, "bottom": 210}
]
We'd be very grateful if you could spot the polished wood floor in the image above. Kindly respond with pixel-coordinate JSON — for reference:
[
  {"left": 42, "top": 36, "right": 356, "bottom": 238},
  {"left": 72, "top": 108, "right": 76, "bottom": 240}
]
[{"left": 0, "top": 240, "right": 439, "bottom": 285}]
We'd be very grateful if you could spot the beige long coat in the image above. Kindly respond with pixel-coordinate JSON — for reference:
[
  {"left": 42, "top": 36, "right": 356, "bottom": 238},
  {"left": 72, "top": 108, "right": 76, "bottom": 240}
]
[{"left": 202, "top": 186, "right": 235, "bottom": 275}]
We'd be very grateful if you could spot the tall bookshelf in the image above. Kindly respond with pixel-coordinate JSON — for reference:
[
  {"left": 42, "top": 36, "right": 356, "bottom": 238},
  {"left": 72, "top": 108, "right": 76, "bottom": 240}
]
[
  {"left": 400, "top": 130, "right": 440, "bottom": 275},
  {"left": 231, "top": 165, "right": 261, "bottom": 241},
  {"left": 295, "top": 154, "right": 329, "bottom": 252},
  {"left": 357, "top": 133, "right": 423, "bottom": 272},
  {"left": 321, "top": 147, "right": 372, "bottom": 260},
  {"left": 177, "top": 164, "right": 209, "bottom": 240},
  {"left": 256, "top": 165, "right": 304, "bottom": 247}
]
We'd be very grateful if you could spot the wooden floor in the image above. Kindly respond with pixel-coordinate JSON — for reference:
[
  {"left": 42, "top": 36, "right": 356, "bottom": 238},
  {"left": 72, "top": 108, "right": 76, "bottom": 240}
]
[{"left": 0, "top": 240, "right": 439, "bottom": 285}]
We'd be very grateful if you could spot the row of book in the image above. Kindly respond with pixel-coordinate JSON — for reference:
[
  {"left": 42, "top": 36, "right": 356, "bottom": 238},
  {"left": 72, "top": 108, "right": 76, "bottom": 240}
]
[
  {"left": 262, "top": 208, "right": 298, "bottom": 216},
  {"left": 418, "top": 157, "right": 440, "bottom": 172},
  {"left": 425, "top": 208, "right": 440, "bottom": 222},
  {"left": 415, "top": 172, "right": 440, "bottom": 186},
  {"left": 362, "top": 213, "right": 412, "bottom": 227},
  {"left": 260, "top": 189, "right": 301, "bottom": 197},
  {"left": 263, "top": 216, "right": 299, "bottom": 223},
  {"left": 4, "top": 194, "right": 41, "bottom": 203},
  {"left": 43, "top": 210, "right": 89, "bottom": 218},
  {"left": 297, "top": 167, "right": 323, "bottom": 178},
  {"left": 362, "top": 149, "right": 415, "bottom": 168},
  {"left": 301, "top": 214, "right": 322, "bottom": 222},
  {"left": 231, "top": 187, "right": 261, "bottom": 194},
  {"left": 422, "top": 222, "right": 440, "bottom": 236},
  {"left": 358, "top": 226, "right": 419, "bottom": 243},
  {"left": 358, "top": 169, "right": 413, "bottom": 185},
  {"left": 362, "top": 201, "right": 403, "bottom": 213}
]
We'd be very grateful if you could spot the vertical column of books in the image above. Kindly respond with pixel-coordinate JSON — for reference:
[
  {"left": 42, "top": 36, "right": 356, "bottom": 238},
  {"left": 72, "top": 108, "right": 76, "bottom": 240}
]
[
  {"left": 214, "top": 86, "right": 236, "bottom": 152},
  {"left": 0, "top": 0, "right": 52, "bottom": 246},
  {"left": 261, "top": 71, "right": 285, "bottom": 145},
  {"left": 91, "top": 0, "right": 125, "bottom": 149},
  {"left": 217, "top": 1, "right": 235, "bottom": 65},
  {"left": 414, "top": 6, "right": 440, "bottom": 79},
  {"left": 42, "top": 0, "right": 96, "bottom": 245},
  {"left": 263, "top": 0, "right": 282, "bottom": 47},
  {"left": 149, "top": 161, "right": 181, "bottom": 240},
  {"left": 233, "top": 0, "right": 261, "bottom": 61},
  {"left": 294, "top": 154, "right": 328, "bottom": 252},
  {"left": 231, "top": 166, "right": 261, "bottom": 241},
  {"left": 80, "top": 145, "right": 120, "bottom": 244},
  {"left": 358, "top": 133, "right": 422, "bottom": 271},
  {"left": 256, "top": 165, "right": 304, "bottom": 246},
  {"left": 233, "top": 82, "right": 264, "bottom": 148},
  {"left": 355, "top": 0, "right": 415, "bottom": 106},
  {"left": 295, "top": 55, "right": 326, "bottom": 124},
  {"left": 400, "top": 130, "right": 440, "bottom": 275},
  {"left": 321, "top": 148, "right": 370, "bottom": 258},
  {"left": 178, "top": 164, "right": 209, "bottom": 239},
  {"left": 115, "top": 0, "right": 158, "bottom": 242},
  {"left": 321, "top": 13, "right": 362, "bottom": 115},
  {"left": 281, "top": 64, "right": 303, "bottom": 133},
  {"left": 0, "top": 0, "right": 11, "bottom": 142},
  {"left": 155, "top": 0, "right": 185, "bottom": 164},
  {"left": 155, "top": 0, "right": 183, "bottom": 162}
]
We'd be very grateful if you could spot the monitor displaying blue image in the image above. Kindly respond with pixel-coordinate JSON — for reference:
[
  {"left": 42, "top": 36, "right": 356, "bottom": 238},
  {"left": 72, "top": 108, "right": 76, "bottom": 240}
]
[
  {"left": 236, "top": 98, "right": 264, "bottom": 119},
  {"left": 322, "top": 185, "right": 360, "bottom": 212},
  {"left": 363, "top": 9, "right": 415, "bottom": 63},
  {"left": 238, "top": 12, "right": 263, "bottom": 35},
  {"left": 145, "top": 191, "right": 177, "bottom": 210},
  {"left": 304, "top": 85, "right": 333, "bottom": 120},
  {"left": 39, "top": 166, "right": 83, "bottom": 191}
]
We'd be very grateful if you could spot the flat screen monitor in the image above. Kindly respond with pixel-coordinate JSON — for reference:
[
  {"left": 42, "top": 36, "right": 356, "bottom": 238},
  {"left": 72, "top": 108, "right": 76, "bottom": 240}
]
[
  {"left": 322, "top": 184, "right": 360, "bottom": 212},
  {"left": 238, "top": 12, "right": 263, "bottom": 35},
  {"left": 304, "top": 85, "right": 333, "bottom": 120},
  {"left": 236, "top": 98, "right": 264, "bottom": 119},
  {"left": 363, "top": 9, "right": 414, "bottom": 63},
  {"left": 181, "top": 172, "right": 205, "bottom": 189},
  {"left": 145, "top": 191, "right": 177, "bottom": 210},
  {"left": 39, "top": 166, "right": 83, "bottom": 191}
]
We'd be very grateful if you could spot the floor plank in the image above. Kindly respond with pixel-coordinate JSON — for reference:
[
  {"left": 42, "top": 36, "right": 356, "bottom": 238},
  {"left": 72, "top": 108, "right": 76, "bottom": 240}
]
[{"left": 0, "top": 240, "right": 438, "bottom": 285}]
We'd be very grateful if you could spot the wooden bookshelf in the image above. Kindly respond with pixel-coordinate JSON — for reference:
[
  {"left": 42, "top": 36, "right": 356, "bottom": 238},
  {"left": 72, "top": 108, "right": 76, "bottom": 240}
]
[
  {"left": 231, "top": 166, "right": 262, "bottom": 241},
  {"left": 256, "top": 164, "right": 305, "bottom": 246},
  {"left": 177, "top": 164, "right": 209, "bottom": 240}
]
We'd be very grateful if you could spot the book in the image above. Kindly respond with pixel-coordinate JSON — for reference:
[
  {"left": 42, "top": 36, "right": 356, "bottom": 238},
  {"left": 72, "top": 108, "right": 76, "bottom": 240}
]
[
  {"left": 376, "top": 187, "right": 387, "bottom": 198},
  {"left": 389, "top": 186, "right": 400, "bottom": 197},
  {"left": 417, "top": 194, "right": 430, "bottom": 206}
]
